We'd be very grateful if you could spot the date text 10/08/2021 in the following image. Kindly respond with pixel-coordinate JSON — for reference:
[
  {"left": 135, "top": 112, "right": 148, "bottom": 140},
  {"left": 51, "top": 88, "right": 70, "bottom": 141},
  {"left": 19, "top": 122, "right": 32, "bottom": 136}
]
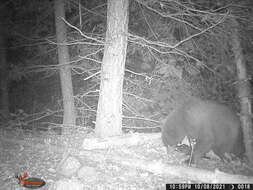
[{"left": 166, "top": 184, "right": 252, "bottom": 190}]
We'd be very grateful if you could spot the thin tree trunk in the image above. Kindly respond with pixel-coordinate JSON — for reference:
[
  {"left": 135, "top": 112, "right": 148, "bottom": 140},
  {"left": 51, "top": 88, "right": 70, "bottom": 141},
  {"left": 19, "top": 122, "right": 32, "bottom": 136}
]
[
  {"left": 54, "top": 0, "right": 76, "bottom": 134},
  {"left": 95, "top": 0, "right": 129, "bottom": 137},
  {"left": 231, "top": 19, "right": 253, "bottom": 163},
  {"left": 0, "top": 27, "right": 9, "bottom": 119}
]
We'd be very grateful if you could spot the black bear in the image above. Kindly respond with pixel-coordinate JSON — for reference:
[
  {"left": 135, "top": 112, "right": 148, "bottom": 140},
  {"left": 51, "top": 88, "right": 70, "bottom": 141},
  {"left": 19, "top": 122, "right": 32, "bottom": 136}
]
[{"left": 161, "top": 98, "right": 245, "bottom": 164}]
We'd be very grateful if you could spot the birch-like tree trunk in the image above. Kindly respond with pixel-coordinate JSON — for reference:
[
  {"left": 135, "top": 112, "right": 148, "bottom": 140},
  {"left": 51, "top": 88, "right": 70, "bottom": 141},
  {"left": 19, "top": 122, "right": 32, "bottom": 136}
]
[
  {"left": 231, "top": 19, "right": 253, "bottom": 163},
  {"left": 95, "top": 0, "right": 129, "bottom": 137},
  {"left": 54, "top": 0, "right": 76, "bottom": 134}
]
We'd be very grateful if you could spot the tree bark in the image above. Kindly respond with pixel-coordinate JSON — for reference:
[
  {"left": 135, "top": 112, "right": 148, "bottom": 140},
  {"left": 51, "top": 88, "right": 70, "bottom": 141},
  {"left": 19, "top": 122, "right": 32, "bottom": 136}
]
[
  {"left": 0, "top": 25, "right": 9, "bottom": 119},
  {"left": 54, "top": 0, "right": 76, "bottom": 134},
  {"left": 95, "top": 0, "right": 129, "bottom": 137},
  {"left": 231, "top": 19, "right": 253, "bottom": 163}
]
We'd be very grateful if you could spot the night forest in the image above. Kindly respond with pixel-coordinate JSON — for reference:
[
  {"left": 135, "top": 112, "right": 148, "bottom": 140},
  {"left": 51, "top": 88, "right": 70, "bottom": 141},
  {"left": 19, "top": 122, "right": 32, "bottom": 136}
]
[{"left": 0, "top": 0, "right": 253, "bottom": 189}]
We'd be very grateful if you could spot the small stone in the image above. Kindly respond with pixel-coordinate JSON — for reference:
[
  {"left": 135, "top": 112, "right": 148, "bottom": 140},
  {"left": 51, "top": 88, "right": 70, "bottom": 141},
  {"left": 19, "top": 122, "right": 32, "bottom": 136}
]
[
  {"left": 53, "top": 179, "right": 83, "bottom": 190},
  {"left": 58, "top": 157, "right": 81, "bottom": 177},
  {"left": 77, "top": 166, "right": 98, "bottom": 182},
  {"left": 48, "top": 168, "right": 56, "bottom": 173}
]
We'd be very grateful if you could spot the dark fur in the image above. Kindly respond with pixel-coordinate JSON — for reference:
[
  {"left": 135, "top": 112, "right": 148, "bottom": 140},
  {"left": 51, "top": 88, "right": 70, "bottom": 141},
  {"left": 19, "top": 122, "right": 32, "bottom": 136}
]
[{"left": 162, "top": 98, "right": 245, "bottom": 164}]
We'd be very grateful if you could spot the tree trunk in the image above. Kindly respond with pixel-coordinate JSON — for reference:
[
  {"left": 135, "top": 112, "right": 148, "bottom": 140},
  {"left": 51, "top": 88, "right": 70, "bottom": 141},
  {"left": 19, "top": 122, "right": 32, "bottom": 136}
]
[
  {"left": 0, "top": 26, "right": 9, "bottom": 119},
  {"left": 54, "top": 0, "right": 76, "bottom": 134},
  {"left": 95, "top": 0, "right": 129, "bottom": 137},
  {"left": 231, "top": 19, "right": 253, "bottom": 163}
]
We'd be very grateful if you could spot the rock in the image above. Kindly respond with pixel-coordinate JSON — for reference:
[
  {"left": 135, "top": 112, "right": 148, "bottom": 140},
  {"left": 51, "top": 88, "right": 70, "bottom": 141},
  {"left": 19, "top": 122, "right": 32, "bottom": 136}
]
[
  {"left": 77, "top": 166, "right": 98, "bottom": 182},
  {"left": 52, "top": 179, "right": 83, "bottom": 190},
  {"left": 58, "top": 156, "right": 81, "bottom": 177}
]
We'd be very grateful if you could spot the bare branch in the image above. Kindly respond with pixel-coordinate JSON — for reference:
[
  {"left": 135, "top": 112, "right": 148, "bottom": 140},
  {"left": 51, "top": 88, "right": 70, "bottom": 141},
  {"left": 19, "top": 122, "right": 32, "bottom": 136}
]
[
  {"left": 61, "top": 17, "right": 104, "bottom": 45},
  {"left": 172, "top": 12, "right": 229, "bottom": 48},
  {"left": 83, "top": 71, "right": 101, "bottom": 81},
  {"left": 123, "top": 116, "right": 161, "bottom": 124},
  {"left": 136, "top": 0, "right": 202, "bottom": 31}
]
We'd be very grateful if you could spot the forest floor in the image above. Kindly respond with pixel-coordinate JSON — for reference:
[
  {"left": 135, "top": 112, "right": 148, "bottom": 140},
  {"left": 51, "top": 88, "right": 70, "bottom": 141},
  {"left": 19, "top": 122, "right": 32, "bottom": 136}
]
[{"left": 0, "top": 125, "right": 253, "bottom": 190}]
